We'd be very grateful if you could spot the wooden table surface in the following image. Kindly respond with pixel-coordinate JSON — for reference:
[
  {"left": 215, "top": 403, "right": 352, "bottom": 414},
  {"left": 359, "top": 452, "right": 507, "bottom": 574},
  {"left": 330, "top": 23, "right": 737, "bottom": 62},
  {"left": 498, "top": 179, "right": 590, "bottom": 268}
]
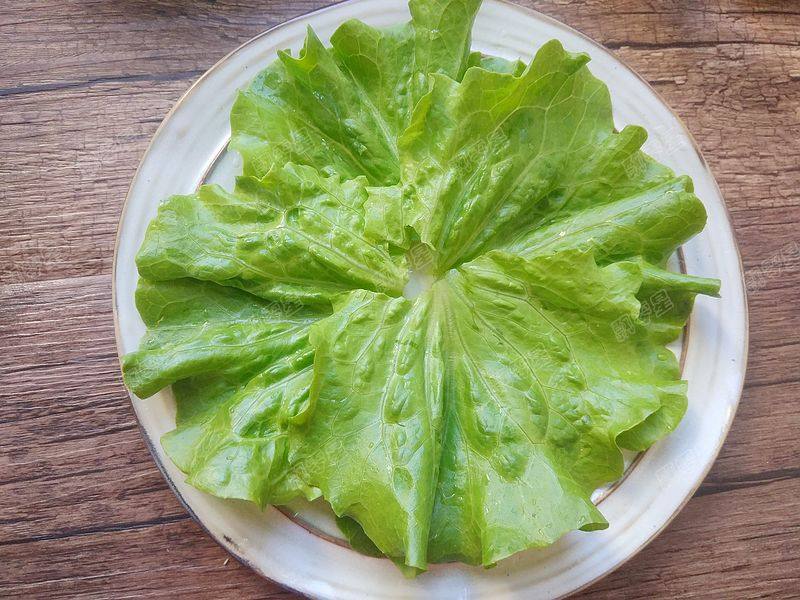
[{"left": 2, "top": 0, "right": 798, "bottom": 598}]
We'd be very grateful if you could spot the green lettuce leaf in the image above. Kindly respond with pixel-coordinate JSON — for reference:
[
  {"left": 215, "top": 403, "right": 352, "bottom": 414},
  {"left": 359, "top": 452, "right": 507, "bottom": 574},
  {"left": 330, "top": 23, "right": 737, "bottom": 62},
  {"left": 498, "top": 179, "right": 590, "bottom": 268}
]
[
  {"left": 135, "top": 163, "right": 406, "bottom": 306},
  {"left": 336, "top": 515, "right": 426, "bottom": 578},
  {"left": 162, "top": 364, "right": 319, "bottom": 506},
  {"left": 399, "top": 39, "right": 684, "bottom": 271},
  {"left": 506, "top": 177, "right": 708, "bottom": 267},
  {"left": 122, "top": 277, "right": 324, "bottom": 504},
  {"left": 230, "top": 0, "right": 481, "bottom": 184},
  {"left": 299, "top": 289, "right": 444, "bottom": 569},
  {"left": 121, "top": 278, "right": 320, "bottom": 400},
  {"left": 122, "top": 0, "right": 721, "bottom": 575},
  {"left": 299, "top": 249, "right": 710, "bottom": 567}
]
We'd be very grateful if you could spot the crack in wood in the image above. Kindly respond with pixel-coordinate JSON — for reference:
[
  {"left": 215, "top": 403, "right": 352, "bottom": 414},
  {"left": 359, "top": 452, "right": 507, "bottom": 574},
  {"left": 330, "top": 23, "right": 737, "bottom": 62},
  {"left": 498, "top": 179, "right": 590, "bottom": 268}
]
[
  {"left": 0, "top": 514, "right": 191, "bottom": 547},
  {"left": 0, "top": 69, "right": 205, "bottom": 98}
]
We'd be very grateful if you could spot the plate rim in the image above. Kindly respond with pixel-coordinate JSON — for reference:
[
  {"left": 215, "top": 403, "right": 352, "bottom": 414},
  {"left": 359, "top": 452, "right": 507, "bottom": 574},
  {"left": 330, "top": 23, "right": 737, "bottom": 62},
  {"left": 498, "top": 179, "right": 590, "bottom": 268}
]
[{"left": 112, "top": 0, "right": 750, "bottom": 597}]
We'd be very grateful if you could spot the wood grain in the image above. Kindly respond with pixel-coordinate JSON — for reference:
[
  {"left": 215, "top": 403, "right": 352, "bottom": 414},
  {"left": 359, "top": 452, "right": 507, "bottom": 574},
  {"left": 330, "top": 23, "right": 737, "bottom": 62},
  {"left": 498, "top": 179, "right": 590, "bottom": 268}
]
[{"left": 1, "top": 0, "right": 798, "bottom": 598}]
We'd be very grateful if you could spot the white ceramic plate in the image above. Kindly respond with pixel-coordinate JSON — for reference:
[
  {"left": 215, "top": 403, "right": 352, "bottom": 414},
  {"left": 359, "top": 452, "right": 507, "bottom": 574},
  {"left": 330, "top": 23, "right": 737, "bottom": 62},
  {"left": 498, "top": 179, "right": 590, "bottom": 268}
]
[{"left": 113, "top": 1, "right": 749, "bottom": 597}]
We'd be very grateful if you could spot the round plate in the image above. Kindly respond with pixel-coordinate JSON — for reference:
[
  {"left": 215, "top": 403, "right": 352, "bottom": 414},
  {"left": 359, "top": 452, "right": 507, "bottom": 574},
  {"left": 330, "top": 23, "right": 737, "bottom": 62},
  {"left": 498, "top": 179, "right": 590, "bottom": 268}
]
[{"left": 113, "top": 1, "right": 749, "bottom": 597}]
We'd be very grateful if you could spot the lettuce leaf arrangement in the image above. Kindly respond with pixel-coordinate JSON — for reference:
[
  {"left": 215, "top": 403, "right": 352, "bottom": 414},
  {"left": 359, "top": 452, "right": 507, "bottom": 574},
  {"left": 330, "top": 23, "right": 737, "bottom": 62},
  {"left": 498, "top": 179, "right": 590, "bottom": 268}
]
[{"left": 122, "top": 0, "right": 720, "bottom": 574}]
